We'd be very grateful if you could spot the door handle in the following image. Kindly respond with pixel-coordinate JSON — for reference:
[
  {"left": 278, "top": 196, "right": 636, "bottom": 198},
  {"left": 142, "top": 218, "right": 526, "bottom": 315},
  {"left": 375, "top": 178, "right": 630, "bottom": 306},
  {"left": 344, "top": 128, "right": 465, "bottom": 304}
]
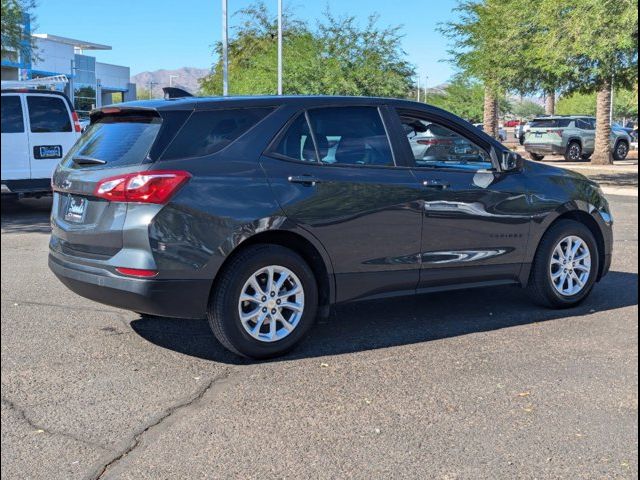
[
  {"left": 422, "top": 180, "right": 450, "bottom": 190},
  {"left": 288, "top": 175, "right": 321, "bottom": 186}
]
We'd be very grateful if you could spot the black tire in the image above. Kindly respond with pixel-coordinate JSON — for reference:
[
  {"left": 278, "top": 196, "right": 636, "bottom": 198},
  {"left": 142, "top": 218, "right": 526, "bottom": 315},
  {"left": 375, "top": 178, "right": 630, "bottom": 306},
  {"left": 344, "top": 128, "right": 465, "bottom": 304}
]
[
  {"left": 529, "top": 153, "right": 545, "bottom": 161},
  {"left": 207, "top": 244, "right": 318, "bottom": 359},
  {"left": 565, "top": 141, "right": 582, "bottom": 162},
  {"left": 613, "top": 141, "right": 629, "bottom": 161},
  {"left": 527, "top": 220, "right": 600, "bottom": 309},
  {"left": 581, "top": 154, "right": 592, "bottom": 161}
]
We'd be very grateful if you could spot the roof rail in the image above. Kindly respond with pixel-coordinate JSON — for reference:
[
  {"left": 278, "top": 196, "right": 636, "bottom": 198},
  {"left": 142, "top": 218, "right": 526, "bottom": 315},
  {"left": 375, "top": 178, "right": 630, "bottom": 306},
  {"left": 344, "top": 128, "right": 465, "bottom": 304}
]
[{"left": 1, "top": 75, "right": 69, "bottom": 89}]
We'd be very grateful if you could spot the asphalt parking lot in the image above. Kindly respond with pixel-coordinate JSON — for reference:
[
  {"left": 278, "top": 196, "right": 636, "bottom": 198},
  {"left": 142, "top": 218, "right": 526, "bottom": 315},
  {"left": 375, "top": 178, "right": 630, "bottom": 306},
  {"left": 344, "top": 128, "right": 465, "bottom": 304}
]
[{"left": 1, "top": 192, "right": 638, "bottom": 480}]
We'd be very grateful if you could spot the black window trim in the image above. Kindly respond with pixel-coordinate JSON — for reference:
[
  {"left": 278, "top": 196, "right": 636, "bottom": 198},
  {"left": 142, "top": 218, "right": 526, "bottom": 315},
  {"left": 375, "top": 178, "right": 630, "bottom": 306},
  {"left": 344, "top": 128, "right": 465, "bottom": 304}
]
[
  {"left": 0, "top": 93, "right": 25, "bottom": 134},
  {"left": 394, "top": 107, "right": 499, "bottom": 173},
  {"left": 265, "top": 104, "right": 399, "bottom": 169}
]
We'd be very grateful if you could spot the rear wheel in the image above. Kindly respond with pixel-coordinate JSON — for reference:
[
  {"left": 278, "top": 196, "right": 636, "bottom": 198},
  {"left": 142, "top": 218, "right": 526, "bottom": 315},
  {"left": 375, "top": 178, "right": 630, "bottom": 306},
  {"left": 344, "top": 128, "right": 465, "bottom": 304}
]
[
  {"left": 529, "top": 153, "right": 545, "bottom": 161},
  {"left": 613, "top": 141, "right": 629, "bottom": 160},
  {"left": 565, "top": 141, "right": 582, "bottom": 162},
  {"left": 527, "top": 220, "right": 599, "bottom": 309},
  {"left": 207, "top": 244, "right": 318, "bottom": 359}
]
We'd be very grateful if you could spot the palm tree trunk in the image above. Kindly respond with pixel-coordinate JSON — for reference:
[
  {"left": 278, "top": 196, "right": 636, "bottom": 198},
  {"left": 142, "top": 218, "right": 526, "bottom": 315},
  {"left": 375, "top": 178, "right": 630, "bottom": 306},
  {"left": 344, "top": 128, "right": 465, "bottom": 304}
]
[
  {"left": 592, "top": 80, "right": 613, "bottom": 165},
  {"left": 483, "top": 87, "right": 499, "bottom": 139},
  {"left": 545, "top": 89, "right": 555, "bottom": 115}
]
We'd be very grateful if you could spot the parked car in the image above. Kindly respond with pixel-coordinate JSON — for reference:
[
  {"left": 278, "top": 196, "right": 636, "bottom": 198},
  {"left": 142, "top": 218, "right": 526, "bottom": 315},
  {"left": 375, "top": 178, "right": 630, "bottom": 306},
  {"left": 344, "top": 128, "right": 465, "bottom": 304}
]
[
  {"left": 1, "top": 88, "right": 82, "bottom": 197},
  {"left": 473, "top": 123, "right": 507, "bottom": 142},
  {"left": 49, "top": 96, "right": 613, "bottom": 359},
  {"left": 524, "top": 116, "right": 632, "bottom": 161},
  {"left": 612, "top": 122, "right": 636, "bottom": 136},
  {"left": 514, "top": 122, "right": 531, "bottom": 145},
  {"left": 503, "top": 119, "right": 521, "bottom": 128}
]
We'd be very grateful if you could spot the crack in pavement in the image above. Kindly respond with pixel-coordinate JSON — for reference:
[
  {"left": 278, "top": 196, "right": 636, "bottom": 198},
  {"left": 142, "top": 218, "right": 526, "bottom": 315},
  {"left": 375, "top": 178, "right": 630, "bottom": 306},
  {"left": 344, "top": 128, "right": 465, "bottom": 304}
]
[
  {"left": 88, "top": 366, "right": 238, "bottom": 480},
  {"left": 1, "top": 397, "right": 111, "bottom": 451}
]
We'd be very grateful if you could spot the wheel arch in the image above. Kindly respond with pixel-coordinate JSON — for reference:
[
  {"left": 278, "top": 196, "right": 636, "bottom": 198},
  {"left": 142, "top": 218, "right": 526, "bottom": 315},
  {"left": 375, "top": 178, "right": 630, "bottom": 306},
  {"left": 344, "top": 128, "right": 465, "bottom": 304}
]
[
  {"left": 210, "top": 228, "right": 336, "bottom": 314},
  {"left": 525, "top": 210, "right": 607, "bottom": 286}
]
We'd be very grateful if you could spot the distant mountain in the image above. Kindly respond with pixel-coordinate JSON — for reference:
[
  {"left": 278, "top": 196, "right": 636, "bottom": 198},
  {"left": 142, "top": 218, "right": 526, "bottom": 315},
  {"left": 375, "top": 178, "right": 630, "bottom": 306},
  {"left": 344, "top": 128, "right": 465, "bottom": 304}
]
[{"left": 131, "top": 67, "right": 210, "bottom": 97}]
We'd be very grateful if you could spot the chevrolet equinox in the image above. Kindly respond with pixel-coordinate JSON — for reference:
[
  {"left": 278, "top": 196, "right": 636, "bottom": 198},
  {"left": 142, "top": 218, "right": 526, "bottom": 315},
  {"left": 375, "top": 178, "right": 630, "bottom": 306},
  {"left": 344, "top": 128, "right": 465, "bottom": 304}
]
[{"left": 49, "top": 96, "right": 613, "bottom": 359}]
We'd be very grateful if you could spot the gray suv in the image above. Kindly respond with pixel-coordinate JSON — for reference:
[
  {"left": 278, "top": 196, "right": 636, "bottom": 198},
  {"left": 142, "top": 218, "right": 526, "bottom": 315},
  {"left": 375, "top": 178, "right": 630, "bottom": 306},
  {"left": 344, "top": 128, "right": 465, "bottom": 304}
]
[{"left": 524, "top": 116, "right": 631, "bottom": 162}]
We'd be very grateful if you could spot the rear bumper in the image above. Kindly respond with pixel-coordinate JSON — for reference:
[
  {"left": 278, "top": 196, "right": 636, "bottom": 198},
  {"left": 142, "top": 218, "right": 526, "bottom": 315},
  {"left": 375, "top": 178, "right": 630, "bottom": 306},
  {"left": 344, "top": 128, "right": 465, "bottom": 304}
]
[
  {"left": 524, "top": 143, "right": 565, "bottom": 155},
  {"left": 49, "top": 252, "right": 211, "bottom": 319}
]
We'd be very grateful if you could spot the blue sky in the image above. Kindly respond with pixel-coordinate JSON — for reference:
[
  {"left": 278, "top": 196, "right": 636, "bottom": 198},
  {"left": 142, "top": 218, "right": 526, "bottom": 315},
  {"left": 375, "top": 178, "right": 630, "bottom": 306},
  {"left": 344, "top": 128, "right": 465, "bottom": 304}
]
[{"left": 35, "top": 0, "right": 460, "bottom": 85}]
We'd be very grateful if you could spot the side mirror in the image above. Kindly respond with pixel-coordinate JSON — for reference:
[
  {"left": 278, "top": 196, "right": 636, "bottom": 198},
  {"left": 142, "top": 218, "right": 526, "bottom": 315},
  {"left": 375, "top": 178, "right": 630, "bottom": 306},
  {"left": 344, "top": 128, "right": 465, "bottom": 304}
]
[{"left": 501, "top": 151, "right": 523, "bottom": 172}]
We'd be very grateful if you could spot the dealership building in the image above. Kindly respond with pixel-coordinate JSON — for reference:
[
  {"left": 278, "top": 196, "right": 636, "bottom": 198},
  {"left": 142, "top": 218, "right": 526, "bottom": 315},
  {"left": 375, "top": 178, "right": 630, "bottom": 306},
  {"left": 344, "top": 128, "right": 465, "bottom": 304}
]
[{"left": 1, "top": 18, "right": 136, "bottom": 117}]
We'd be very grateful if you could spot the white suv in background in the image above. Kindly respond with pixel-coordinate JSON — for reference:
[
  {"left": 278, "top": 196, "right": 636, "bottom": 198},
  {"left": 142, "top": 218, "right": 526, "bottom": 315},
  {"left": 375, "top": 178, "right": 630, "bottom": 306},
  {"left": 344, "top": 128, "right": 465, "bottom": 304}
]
[{"left": 1, "top": 89, "right": 81, "bottom": 198}]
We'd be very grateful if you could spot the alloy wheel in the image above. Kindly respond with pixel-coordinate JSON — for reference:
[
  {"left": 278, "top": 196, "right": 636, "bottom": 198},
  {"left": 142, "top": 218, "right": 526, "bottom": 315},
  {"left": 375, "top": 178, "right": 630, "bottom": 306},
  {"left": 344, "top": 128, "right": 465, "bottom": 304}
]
[
  {"left": 238, "top": 265, "right": 305, "bottom": 342},
  {"left": 568, "top": 144, "right": 581, "bottom": 161},
  {"left": 550, "top": 235, "right": 592, "bottom": 297}
]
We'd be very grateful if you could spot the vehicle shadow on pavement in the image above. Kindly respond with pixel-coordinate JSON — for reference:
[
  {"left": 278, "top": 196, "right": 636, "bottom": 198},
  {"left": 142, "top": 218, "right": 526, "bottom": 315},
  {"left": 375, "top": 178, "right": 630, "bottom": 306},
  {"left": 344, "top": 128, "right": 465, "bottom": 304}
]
[
  {"left": 1, "top": 198, "right": 53, "bottom": 234},
  {"left": 131, "top": 270, "right": 638, "bottom": 364}
]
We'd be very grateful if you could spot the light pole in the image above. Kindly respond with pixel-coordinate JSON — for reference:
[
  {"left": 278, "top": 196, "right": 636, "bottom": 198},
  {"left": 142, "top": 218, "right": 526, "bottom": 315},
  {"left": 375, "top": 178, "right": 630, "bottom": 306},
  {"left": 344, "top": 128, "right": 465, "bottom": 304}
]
[
  {"left": 222, "top": 0, "right": 229, "bottom": 96},
  {"left": 277, "top": 0, "right": 283, "bottom": 95},
  {"left": 417, "top": 76, "right": 421, "bottom": 102}
]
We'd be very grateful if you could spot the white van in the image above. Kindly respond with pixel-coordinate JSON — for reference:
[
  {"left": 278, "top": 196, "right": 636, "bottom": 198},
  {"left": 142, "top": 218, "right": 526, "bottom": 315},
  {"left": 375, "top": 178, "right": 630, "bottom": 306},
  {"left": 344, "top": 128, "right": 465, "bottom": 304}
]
[{"left": 1, "top": 89, "right": 81, "bottom": 197}]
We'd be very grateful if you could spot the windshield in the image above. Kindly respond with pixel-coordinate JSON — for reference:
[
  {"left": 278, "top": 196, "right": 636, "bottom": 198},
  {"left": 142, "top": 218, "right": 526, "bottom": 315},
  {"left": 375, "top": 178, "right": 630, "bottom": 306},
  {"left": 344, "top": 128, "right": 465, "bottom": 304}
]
[{"left": 62, "top": 113, "right": 162, "bottom": 169}]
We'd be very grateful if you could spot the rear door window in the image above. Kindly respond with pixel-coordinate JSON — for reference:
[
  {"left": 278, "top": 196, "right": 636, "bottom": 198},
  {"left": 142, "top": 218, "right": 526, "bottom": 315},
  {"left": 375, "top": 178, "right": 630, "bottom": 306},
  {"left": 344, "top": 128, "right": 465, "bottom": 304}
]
[
  {"left": 306, "top": 107, "right": 394, "bottom": 167},
  {"left": 26, "top": 95, "right": 72, "bottom": 133},
  {"left": 271, "top": 113, "right": 318, "bottom": 163},
  {"left": 1, "top": 95, "right": 24, "bottom": 133},
  {"left": 62, "top": 113, "right": 162, "bottom": 169},
  {"left": 162, "top": 108, "right": 273, "bottom": 160}
]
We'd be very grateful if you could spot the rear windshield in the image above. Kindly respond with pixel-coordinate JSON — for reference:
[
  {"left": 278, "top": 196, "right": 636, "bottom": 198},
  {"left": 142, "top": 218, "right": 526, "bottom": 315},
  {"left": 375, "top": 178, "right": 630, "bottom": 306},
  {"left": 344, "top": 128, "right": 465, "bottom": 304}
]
[
  {"left": 530, "top": 119, "right": 572, "bottom": 128},
  {"left": 62, "top": 113, "right": 162, "bottom": 169},
  {"left": 161, "top": 108, "right": 273, "bottom": 160}
]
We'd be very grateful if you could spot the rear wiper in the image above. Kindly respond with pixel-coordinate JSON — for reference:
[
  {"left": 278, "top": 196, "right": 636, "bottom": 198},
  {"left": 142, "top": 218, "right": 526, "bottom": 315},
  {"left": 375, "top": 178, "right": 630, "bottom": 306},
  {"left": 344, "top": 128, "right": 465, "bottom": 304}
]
[{"left": 72, "top": 156, "right": 106, "bottom": 166}]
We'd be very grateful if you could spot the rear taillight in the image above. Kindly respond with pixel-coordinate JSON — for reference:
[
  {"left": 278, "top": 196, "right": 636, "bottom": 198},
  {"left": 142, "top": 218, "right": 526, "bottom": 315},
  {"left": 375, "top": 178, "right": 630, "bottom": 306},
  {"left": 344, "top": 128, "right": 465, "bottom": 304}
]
[
  {"left": 115, "top": 267, "right": 158, "bottom": 278},
  {"left": 72, "top": 112, "right": 82, "bottom": 133},
  {"left": 547, "top": 129, "right": 564, "bottom": 138},
  {"left": 94, "top": 170, "right": 191, "bottom": 204}
]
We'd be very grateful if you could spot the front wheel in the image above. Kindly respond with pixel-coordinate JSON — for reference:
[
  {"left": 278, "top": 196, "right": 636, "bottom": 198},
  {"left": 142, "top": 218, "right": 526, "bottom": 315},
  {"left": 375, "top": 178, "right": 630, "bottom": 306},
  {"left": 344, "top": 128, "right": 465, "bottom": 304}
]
[
  {"left": 613, "top": 141, "right": 629, "bottom": 160},
  {"left": 529, "top": 152, "right": 545, "bottom": 161},
  {"left": 527, "top": 220, "right": 599, "bottom": 309},
  {"left": 207, "top": 244, "right": 318, "bottom": 359}
]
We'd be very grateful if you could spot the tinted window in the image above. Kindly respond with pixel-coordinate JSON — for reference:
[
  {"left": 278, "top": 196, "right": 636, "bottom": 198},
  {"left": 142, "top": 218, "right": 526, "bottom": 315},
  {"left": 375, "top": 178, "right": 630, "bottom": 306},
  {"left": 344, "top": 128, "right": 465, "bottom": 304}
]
[
  {"left": 307, "top": 107, "right": 394, "bottom": 167},
  {"left": 530, "top": 118, "right": 572, "bottom": 128},
  {"left": 272, "top": 113, "right": 317, "bottom": 162},
  {"left": 1, "top": 96, "right": 24, "bottom": 133},
  {"left": 62, "top": 114, "right": 162, "bottom": 169},
  {"left": 27, "top": 95, "right": 72, "bottom": 133},
  {"left": 401, "top": 115, "right": 492, "bottom": 170},
  {"left": 162, "top": 108, "right": 273, "bottom": 160}
]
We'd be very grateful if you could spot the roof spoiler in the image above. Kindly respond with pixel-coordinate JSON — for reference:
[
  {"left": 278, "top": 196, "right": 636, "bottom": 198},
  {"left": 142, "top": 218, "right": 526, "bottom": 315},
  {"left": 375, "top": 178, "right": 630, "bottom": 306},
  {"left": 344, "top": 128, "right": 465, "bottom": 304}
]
[{"left": 163, "top": 86, "right": 194, "bottom": 99}]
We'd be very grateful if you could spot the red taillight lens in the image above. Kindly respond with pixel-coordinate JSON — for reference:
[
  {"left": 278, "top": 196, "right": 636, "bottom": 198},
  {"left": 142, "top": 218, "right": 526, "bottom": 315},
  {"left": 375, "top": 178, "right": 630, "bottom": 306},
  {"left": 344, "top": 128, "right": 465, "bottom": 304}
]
[
  {"left": 72, "top": 112, "right": 82, "bottom": 133},
  {"left": 94, "top": 170, "right": 191, "bottom": 204},
  {"left": 115, "top": 267, "right": 158, "bottom": 278},
  {"left": 547, "top": 129, "right": 564, "bottom": 138}
]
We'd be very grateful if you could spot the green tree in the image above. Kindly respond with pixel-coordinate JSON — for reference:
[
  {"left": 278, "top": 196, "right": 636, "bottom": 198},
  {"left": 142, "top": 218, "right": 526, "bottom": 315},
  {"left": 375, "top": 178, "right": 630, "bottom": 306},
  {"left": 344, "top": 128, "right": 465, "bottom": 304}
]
[
  {"left": 1, "top": 0, "right": 37, "bottom": 61},
  {"left": 442, "top": 1, "right": 522, "bottom": 138},
  {"left": 556, "top": 92, "right": 597, "bottom": 116},
  {"left": 510, "top": 99, "right": 545, "bottom": 119},
  {"left": 545, "top": 0, "right": 638, "bottom": 164},
  {"left": 425, "top": 75, "right": 510, "bottom": 123},
  {"left": 200, "top": 2, "right": 414, "bottom": 97},
  {"left": 557, "top": 86, "right": 639, "bottom": 121}
]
